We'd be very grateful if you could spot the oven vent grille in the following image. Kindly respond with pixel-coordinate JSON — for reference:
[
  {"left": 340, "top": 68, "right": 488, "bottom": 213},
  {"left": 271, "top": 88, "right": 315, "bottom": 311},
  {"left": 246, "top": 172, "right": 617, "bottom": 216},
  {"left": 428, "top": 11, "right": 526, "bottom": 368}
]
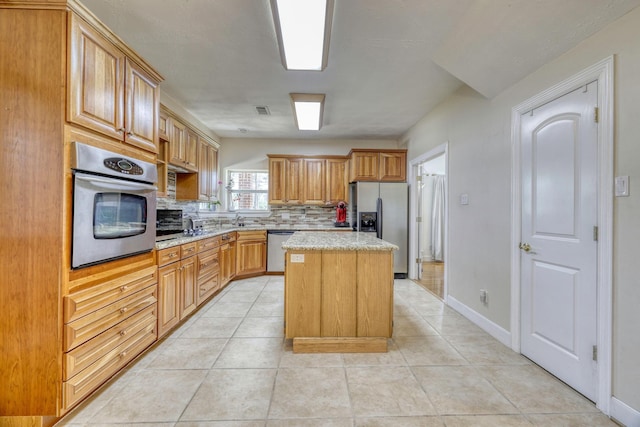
[{"left": 255, "top": 106, "right": 270, "bottom": 116}]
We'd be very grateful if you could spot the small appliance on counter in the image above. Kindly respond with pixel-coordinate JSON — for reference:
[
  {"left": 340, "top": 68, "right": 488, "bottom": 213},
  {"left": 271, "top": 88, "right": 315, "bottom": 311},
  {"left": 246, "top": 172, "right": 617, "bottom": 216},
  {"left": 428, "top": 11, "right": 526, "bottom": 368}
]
[
  {"left": 185, "top": 218, "right": 206, "bottom": 236},
  {"left": 334, "top": 201, "right": 349, "bottom": 227},
  {"left": 156, "top": 209, "right": 184, "bottom": 241}
]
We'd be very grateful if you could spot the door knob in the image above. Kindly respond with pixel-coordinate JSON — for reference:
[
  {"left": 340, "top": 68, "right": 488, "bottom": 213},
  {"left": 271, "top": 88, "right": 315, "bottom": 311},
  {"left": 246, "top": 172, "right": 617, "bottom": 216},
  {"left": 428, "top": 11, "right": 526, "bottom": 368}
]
[{"left": 519, "top": 242, "right": 537, "bottom": 254}]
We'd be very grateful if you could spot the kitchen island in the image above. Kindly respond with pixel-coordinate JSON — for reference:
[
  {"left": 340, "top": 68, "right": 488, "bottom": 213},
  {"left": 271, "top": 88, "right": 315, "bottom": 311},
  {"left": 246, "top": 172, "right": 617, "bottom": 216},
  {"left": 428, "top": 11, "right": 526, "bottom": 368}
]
[{"left": 282, "top": 231, "right": 398, "bottom": 353}]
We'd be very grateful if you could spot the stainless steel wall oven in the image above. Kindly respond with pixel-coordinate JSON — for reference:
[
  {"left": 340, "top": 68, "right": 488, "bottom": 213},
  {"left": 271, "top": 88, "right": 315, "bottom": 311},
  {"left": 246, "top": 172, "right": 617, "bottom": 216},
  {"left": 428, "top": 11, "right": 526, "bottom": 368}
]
[{"left": 71, "top": 142, "right": 157, "bottom": 269}]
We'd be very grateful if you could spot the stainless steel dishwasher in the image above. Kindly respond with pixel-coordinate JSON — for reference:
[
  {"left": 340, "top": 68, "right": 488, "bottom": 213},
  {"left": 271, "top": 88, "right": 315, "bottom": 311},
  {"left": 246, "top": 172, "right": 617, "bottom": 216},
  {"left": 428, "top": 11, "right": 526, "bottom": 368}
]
[{"left": 267, "top": 230, "right": 295, "bottom": 272}]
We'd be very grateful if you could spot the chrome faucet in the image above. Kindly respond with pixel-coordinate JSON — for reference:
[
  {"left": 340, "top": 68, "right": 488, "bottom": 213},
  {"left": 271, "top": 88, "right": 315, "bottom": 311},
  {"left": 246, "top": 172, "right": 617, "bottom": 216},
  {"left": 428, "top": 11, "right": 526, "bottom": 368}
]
[{"left": 232, "top": 213, "right": 245, "bottom": 226}]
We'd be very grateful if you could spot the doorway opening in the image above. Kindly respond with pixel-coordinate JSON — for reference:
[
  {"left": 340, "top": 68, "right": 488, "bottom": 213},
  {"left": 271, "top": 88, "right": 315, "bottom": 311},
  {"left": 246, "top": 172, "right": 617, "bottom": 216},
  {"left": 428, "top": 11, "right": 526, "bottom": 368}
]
[{"left": 409, "top": 144, "right": 448, "bottom": 300}]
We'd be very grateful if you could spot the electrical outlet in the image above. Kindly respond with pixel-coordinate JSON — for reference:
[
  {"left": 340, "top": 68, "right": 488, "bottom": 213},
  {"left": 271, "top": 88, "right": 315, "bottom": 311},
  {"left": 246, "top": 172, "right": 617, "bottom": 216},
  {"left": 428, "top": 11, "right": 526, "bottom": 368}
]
[{"left": 290, "top": 254, "right": 305, "bottom": 263}]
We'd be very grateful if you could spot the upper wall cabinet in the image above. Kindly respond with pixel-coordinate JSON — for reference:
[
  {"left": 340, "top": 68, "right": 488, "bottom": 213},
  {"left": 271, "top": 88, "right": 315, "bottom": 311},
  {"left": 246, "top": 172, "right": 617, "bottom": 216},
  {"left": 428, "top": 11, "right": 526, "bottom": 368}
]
[
  {"left": 167, "top": 117, "right": 199, "bottom": 172},
  {"left": 268, "top": 155, "right": 348, "bottom": 206},
  {"left": 349, "top": 149, "right": 407, "bottom": 182},
  {"left": 68, "top": 14, "right": 160, "bottom": 154}
]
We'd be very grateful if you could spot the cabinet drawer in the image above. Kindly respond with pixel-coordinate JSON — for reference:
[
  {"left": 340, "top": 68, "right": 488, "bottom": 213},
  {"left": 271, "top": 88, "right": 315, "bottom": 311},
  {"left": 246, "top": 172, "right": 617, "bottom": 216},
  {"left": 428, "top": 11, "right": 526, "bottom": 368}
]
[
  {"left": 197, "top": 249, "right": 219, "bottom": 280},
  {"left": 65, "top": 266, "right": 157, "bottom": 323},
  {"left": 157, "top": 246, "right": 181, "bottom": 267},
  {"left": 181, "top": 241, "right": 197, "bottom": 258},
  {"left": 236, "top": 230, "right": 266, "bottom": 241},
  {"left": 64, "top": 304, "right": 157, "bottom": 380},
  {"left": 197, "top": 272, "right": 220, "bottom": 306},
  {"left": 197, "top": 236, "right": 220, "bottom": 252},
  {"left": 220, "top": 231, "right": 236, "bottom": 243},
  {"left": 62, "top": 314, "right": 157, "bottom": 411},
  {"left": 64, "top": 285, "right": 157, "bottom": 351}
]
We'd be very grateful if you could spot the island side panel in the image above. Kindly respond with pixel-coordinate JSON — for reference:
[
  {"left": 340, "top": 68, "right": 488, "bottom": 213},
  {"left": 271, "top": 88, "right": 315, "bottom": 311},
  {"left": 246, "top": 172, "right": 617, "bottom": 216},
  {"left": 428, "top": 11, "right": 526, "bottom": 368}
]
[
  {"left": 321, "top": 251, "right": 357, "bottom": 337},
  {"left": 284, "top": 251, "right": 322, "bottom": 338},
  {"left": 357, "top": 251, "right": 394, "bottom": 337}
]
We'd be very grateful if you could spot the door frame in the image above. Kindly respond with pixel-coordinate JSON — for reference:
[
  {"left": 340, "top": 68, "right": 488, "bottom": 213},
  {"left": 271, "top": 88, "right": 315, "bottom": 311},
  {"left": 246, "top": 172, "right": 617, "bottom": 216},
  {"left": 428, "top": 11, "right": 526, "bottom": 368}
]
[
  {"left": 408, "top": 142, "right": 449, "bottom": 302},
  {"left": 510, "top": 56, "right": 613, "bottom": 413}
]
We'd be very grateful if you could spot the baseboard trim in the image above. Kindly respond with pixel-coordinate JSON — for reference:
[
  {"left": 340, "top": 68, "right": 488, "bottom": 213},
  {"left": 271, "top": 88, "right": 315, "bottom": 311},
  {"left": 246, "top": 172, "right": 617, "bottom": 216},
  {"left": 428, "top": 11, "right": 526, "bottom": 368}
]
[
  {"left": 447, "top": 295, "right": 511, "bottom": 347},
  {"left": 610, "top": 396, "right": 640, "bottom": 427}
]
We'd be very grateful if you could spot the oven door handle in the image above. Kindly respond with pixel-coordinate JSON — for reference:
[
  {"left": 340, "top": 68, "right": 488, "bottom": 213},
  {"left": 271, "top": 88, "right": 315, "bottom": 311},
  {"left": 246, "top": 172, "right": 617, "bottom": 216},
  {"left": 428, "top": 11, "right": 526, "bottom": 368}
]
[{"left": 75, "top": 173, "right": 157, "bottom": 192}]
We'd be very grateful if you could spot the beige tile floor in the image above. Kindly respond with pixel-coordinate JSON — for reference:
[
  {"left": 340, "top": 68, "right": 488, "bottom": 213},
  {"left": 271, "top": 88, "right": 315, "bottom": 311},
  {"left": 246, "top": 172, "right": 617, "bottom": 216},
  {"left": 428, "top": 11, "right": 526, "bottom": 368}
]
[{"left": 57, "top": 276, "right": 618, "bottom": 427}]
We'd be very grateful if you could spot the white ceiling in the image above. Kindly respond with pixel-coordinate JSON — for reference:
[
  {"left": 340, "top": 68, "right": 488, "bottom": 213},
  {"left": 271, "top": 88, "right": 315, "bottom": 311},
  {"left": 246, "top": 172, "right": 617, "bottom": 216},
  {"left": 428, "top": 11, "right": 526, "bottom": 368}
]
[{"left": 81, "top": 0, "right": 640, "bottom": 140}]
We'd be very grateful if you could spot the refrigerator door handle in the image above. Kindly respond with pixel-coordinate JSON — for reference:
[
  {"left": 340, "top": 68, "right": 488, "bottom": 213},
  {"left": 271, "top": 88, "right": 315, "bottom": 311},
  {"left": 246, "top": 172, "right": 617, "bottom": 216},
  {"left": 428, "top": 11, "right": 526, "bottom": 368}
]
[{"left": 376, "top": 197, "right": 383, "bottom": 239}]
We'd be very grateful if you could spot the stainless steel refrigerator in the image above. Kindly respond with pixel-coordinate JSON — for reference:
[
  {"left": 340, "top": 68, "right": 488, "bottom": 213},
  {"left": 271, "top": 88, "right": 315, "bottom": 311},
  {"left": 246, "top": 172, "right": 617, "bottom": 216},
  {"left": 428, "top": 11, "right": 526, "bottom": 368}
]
[{"left": 349, "top": 182, "right": 408, "bottom": 278}]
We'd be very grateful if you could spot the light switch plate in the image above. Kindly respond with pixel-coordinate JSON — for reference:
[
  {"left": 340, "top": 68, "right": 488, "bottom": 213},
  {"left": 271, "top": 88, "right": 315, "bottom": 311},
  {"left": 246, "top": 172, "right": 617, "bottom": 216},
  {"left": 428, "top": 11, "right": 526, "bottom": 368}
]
[
  {"left": 290, "top": 254, "right": 305, "bottom": 263},
  {"left": 460, "top": 193, "right": 469, "bottom": 205},
  {"left": 615, "top": 176, "right": 630, "bottom": 197}
]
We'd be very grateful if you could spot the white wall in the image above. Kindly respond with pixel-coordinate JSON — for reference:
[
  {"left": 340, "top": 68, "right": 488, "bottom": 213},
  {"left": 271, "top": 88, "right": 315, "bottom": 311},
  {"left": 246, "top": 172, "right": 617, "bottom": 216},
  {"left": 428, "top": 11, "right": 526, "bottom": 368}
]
[{"left": 401, "top": 7, "right": 640, "bottom": 416}]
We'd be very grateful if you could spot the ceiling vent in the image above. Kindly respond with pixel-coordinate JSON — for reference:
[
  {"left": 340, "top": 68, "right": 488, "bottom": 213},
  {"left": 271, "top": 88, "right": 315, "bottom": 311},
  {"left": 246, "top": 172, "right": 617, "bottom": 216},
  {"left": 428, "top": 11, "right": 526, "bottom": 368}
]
[{"left": 255, "top": 106, "right": 271, "bottom": 116}]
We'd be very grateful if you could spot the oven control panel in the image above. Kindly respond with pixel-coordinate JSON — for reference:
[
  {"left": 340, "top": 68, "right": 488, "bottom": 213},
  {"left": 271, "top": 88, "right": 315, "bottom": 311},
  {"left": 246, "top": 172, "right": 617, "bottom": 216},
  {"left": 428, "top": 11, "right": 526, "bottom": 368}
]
[{"left": 104, "top": 157, "right": 144, "bottom": 175}]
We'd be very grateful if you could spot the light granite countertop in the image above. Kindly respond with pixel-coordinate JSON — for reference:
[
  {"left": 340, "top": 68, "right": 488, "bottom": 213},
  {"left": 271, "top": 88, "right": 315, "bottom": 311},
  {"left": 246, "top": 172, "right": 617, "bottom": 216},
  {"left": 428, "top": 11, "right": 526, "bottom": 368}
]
[
  {"left": 154, "top": 226, "right": 350, "bottom": 250},
  {"left": 282, "top": 231, "right": 398, "bottom": 251}
]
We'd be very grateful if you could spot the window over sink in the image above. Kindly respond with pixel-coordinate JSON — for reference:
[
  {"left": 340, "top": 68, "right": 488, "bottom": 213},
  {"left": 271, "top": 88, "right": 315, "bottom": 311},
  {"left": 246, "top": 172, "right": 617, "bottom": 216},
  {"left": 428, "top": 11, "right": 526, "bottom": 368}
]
[{"left": 226, "top": 170, "right": 269, "bottom": 211}]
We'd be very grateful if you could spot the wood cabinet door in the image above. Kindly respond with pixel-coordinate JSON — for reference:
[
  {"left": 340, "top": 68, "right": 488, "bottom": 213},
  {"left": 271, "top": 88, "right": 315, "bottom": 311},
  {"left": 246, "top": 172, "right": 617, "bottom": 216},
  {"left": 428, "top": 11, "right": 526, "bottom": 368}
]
[
  {"left": 208, "top": 145, "right": 218, "bottom": 198},
  {"left": 326, "top": 158, "right": 349, "bottom": 204},
  {"left": 303, "top": 159, "right": 326, "bottom": 205},
  {"left": 180, "top": 257, "right": 197, "bottom": 319},
  {"left": 158, "top": 263, "right": 181, "bottom": 337},
  {"left": 124, "top": 59, "right": 158, "bottom": 153},
  {"left": 350, "top": 152, "right": 379, "bottom": 182},
  {"left": 185, "top": 129, "right": 199, "bottom": 171},
  {"left": 268, "top": 158, "right": 287, "bottom": 204},
  {"left": 159, "top": 109, "right": 169, "bottom": 141},
  {"left": 168, "top": 118, "right": 187, "bottom": 166},
  {"left": 286, "top": 158, "right": 303, "bottom": 204},
  {"left": 219, "top": 244, "right": 230, "bottom": 285},
  {"left": 379, "top": 151, "right": 407, "bottom": 182},
  {"left": 229, "top": 241, "right": 237, "bottom": 280},
  {"left": 68, "top": 14, "right": 125, "bottom": 141},
  {"left": 236, "top": 240, "right": 266, "bottom": 277},
  {"left": 198, "top": 139, "right": 210, "bottom": 200}
]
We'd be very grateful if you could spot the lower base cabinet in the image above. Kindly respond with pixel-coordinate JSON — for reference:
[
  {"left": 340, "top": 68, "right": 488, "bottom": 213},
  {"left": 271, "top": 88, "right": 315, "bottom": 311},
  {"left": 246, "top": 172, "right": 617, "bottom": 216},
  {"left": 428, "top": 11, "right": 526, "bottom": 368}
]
[
  {"left": 196, "top": 248, "right": 220, "bottom": 305},
  {"left": 236, "top": 230, "right": 267, "bottom": 278},
  {"left": 62, "top": 266, "right": 158, "bottom": 410},
  {"left": 156, "top": 234, "right": 233, "bottom": 338},
  {"left": 157, "top": 262, "right": 181, "bottom": 337}
]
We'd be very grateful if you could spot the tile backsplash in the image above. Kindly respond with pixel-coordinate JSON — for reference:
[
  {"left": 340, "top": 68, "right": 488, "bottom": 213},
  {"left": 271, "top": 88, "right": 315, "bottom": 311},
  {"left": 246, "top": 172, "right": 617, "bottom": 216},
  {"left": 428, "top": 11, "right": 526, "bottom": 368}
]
[{"left": 158, "top": 171, "right": 343, "bottom": 229}]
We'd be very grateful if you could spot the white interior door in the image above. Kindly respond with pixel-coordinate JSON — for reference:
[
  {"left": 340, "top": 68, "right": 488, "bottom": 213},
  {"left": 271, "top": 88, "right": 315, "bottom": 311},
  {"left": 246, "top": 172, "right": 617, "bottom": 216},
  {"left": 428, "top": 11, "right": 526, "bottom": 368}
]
[{"left": 520, "top": 81, "right": 598, "bottom": 401}]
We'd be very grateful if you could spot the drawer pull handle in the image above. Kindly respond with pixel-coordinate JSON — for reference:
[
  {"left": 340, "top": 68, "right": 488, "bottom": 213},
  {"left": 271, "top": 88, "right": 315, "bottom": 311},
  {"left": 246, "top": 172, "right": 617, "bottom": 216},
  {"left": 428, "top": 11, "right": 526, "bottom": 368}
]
[
  {"left": 168, "top": 253, "right": 177, "bottom": 258},
  {"left": 120, "top": 351, "right": 127, "bottom": 358},
  {"left": 120, "top": 285, "right": 128, "bottom": 292},
  {"left": 120, "top": 307, "right": 127, "bottom": 314},
  {"left": 120, "top": 330, "right": 127, "bottom": 337}
]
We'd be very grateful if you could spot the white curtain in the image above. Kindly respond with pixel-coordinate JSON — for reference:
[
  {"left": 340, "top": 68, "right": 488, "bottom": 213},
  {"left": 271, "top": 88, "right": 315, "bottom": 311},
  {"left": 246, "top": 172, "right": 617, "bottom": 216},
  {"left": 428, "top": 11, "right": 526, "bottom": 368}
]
[
  {"left": 430, "top": 175, "right": 445, "bottom": 262},
  {"left": 420, "top": 176, "right": 435, "bottom": 261}
]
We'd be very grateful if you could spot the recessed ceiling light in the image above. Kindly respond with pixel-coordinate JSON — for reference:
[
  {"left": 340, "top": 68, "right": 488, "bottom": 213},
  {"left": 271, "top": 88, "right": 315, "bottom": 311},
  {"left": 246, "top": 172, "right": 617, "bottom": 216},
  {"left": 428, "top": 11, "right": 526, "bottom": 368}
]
[
  {"left": 290, "top": 93, "right": 325, "bottom": 131},
  {"left": 271, "top": 0, "right": 334, "bottom": 71}
]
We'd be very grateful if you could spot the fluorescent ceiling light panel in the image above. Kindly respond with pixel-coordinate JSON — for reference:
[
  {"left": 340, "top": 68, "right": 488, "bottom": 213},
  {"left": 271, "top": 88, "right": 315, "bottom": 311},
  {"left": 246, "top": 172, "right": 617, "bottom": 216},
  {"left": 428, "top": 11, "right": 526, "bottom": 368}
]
[
  {"left": 272, "top": 0, "right": 333, "bottom": 71},
  {"left": 291, "top": 93, "right": 325, "bottom": 131}
]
